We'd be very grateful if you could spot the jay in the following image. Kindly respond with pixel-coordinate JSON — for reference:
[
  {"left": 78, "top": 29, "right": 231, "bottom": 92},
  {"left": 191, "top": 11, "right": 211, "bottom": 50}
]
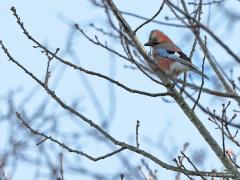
[{"left": 144, "top": 30, "right": 208, "bottom": 79}]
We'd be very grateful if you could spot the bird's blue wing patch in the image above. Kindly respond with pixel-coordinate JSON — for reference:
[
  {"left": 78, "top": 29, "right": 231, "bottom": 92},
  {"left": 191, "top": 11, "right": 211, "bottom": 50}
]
[
  {"left": 155, "top": 48, "right": 182, "bottom": 62},
  {"left": 155, "top": 48, "right": 169, "bottom": 57}
]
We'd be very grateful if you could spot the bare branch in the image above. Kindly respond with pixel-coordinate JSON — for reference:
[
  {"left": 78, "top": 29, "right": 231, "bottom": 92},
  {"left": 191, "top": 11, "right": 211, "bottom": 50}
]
[
  {"left": 136, "top": 120, "right": 140, "bottom": 148},
  {"left": 59, "top": 153, "right": 64, "bottom": 180},
  {"left": 16, "top": 112, "right": 126, "bottom": 162},
  {"left": 192, "top": 35, "right": 207, "bottom": 111}
]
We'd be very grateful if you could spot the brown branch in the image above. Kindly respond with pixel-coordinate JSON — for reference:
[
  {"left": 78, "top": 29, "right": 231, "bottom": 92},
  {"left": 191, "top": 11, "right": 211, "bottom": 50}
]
[
  {"left": 207, "top": 102, "right": 240, "bottom": 149},
  {"left": 226, "top": 151, "right": 240, "bottom": 169},
  {"left": 9, "top": 7, "right": 169, "bottom": 98},
  {"left": 174, "top": 157, "right": 194, "bottom": 180},
  {"left": 181, "top": 151, "right": 207, "bottom": 180},
  {"left": 16, "top": 112, "right": 126, "bottom": 162},
  {"left": 175, "top": 79, "right": 240, "bottom": 99},
  {"left": 10, "top": 7, "right": 170, "bottom": 96},
  {"left": 175, "top": 142, "right": 192, "bottom": 180},
  {"left": 118, "top": 26, "right": 165, "bottom": 86},
  {"left": 183, "top": 89, "right": 240, "bottom": 129},
  {"left": 89, "top": 23, "right": 119, "bottom": 38}
]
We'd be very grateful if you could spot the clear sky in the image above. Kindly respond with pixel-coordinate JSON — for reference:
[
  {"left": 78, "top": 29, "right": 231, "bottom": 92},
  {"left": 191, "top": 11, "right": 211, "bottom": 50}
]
[{"left": 0, "top": 0, "right": 240, "bottom": 179}]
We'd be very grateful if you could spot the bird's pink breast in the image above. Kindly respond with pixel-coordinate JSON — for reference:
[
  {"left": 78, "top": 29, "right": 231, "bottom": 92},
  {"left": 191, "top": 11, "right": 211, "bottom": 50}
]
[{"left": 155, "top": 57, "right": 182, "bottom": 77}]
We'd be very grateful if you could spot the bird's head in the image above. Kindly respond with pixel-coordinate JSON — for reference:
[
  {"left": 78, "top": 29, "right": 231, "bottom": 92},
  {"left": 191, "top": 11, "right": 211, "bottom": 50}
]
[{"left": 144, "top": 30, "right": 171, "bottom": 47}]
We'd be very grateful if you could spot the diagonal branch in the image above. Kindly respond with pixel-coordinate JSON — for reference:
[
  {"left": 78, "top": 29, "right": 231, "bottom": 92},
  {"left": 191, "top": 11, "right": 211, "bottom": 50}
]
[
  {"left": 16, "top": 112, "right": 126, "bottom": 162},
  {"left": 9, "top": 7, "right": 169, "bottom": 98}
]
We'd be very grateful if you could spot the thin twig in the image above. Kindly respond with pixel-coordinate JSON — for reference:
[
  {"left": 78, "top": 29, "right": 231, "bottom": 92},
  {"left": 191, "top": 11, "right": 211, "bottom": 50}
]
[
  {"left": 136, "top": 120, "right": 140, "bottom": 148},
  {"left": 181, "top": 151, "right": 207, "bottom": 180},
  {"left": 44, "top": 48, "right": 60, "bottom": 86},
  {"left": 16, "top": 112, "right": 126, "bottom": 162},
  {"left": 192, "top": 35, "right": 206, "bottom": 111},
  {"left": 59, "top": 153, "right": 64, "bottom": 180},
  {"left": 8, "top": 8, "right": 169, "bottom": 98},
  {"left": 221, "top": 102, "right": 229, "bottom": 157},
  {"left": 134, "top": 0, "right": 165, "bottom": 34}
]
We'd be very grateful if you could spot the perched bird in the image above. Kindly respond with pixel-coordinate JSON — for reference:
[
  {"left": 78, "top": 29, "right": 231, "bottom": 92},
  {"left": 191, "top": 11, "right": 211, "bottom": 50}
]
[{"left": 144, "top": 30, "right": 208, "bottom": 79}]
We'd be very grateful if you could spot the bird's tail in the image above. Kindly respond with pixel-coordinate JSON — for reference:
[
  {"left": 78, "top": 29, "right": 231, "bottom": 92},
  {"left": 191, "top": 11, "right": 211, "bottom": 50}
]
[{"left": 191, "top": 68, "right": 209, "bottom": 80}]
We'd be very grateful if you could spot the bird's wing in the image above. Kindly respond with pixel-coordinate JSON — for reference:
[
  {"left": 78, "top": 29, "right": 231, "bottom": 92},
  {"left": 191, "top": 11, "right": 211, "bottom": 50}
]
[
  {"left": 154, "top": 47, "right": 208, "bottom": 79},
  {"left": 154, "top": 48, "right": 199, "bottom": 70}
]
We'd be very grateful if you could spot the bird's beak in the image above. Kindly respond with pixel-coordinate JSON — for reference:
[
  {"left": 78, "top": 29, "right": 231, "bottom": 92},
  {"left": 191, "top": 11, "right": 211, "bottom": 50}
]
[{"left": 144, "top": 42, "right": 152, "bottom": 46}]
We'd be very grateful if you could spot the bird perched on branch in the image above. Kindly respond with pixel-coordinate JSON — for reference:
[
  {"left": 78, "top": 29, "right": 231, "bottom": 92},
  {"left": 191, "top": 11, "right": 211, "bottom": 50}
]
[{"left": 144, "top": 30, "right": 208, "bottom": 79}]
